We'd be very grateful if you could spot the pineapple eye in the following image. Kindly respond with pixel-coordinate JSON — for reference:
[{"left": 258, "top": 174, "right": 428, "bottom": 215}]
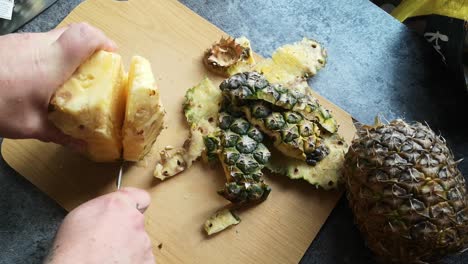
[
  {"left": 204, "top": 136, "right": 219, "bottom": 152},
  {"left": 234, "top": 86, "right": 252, "bottom": 98},
  {"left": 230, "top": 119, "right": 250, "bottom": 135},
  {"left": 253, "top": 148, "right": 271, "bottom": 164},
  {"left": 236, "top": 136, "right": 258, "bottom": 154},
  {"left": 277, "top": 94, "right": 297, "bottom": 109},
  {"left": 223, "top": 132, "right": 240, "bottom": 148},
  {"left": 223, "top": 150, "right": 240, "bottom": 165},
  {"left": 299, "top": 123, "right": 313, "bottom": 137},
  {"left": 262, "top": 86, "right": 280, "bottom": 101},
  {"left": 219, "top": 114, "right": 234, "bottom": 129},
  {"left": 284, "top": 112, "right": 302, "bottom": 124},
  {"left": 247, "top": 127, "right": 264, "bottom": 142},
  {"left": 252, "top": 103, "right": 271, "bottom": 118},
  {"left": 281, "top": 125, "right": 299, "bottom": 143},
  {"left": 247, "top": 184, "right": 264, "bottom": 200},
  {"left": 236, "top": 156, "right": 260, "bottom": 174},
  {"left": 265, "top": 113, "right": 285, "bottom": 130}
]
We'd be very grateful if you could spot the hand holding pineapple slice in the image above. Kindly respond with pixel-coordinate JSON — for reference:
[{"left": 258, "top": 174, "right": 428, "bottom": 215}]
[{"left": 49, "top": 51, "right": 165, "bottom": 162}]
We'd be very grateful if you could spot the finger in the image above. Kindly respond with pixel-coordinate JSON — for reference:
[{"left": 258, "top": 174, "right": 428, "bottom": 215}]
[
  {"left": 38, "top": 122, "right": 87, "bottom": 153},
  {"left": 53, "top": 22, "right": 117, "bottom": 75},
  {"left": 118, "top": 187, "right": 151, "bottom": 213}
]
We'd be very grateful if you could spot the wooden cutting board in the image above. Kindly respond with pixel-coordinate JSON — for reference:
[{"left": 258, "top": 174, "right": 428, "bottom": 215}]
[{"left": 1, "top": 0, "right": 356, "bottom": 263}]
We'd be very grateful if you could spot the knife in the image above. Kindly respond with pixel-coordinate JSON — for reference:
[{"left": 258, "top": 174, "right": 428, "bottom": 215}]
[{"left": 0, "top": 0, "right": 58, "bottom": 35}]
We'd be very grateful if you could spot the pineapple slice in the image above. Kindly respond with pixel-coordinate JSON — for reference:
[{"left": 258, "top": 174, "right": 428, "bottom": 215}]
[
  {"left": 48, "top": 51, "right": 126, "bottom": 162},
  {"left": 122, "top": 56, "right": 165, "bottom": 161}
]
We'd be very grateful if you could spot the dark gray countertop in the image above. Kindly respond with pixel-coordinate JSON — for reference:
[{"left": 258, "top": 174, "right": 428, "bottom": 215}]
[{"left": 1, "top": 0, "right": 467, "bottom": 263}]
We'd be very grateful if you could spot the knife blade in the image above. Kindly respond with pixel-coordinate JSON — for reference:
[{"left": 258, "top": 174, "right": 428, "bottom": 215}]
[
  {"left": 116, "top": 160, "right": 124, "bottom": 190},
  {"left": 0, "top": 0, "right": 58, "bottom": 35}
]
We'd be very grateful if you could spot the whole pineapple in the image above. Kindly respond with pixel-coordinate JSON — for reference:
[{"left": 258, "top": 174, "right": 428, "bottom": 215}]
[{"left": 344, "top": 119, "right": 468, "bottom": 263}]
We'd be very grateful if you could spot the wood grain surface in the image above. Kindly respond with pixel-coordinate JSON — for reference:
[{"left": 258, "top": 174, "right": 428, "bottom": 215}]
[{"left": 1, "top": 0, "right": 356, "bottom": 263}]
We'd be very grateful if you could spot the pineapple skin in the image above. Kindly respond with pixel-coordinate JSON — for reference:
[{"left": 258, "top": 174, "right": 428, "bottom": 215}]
[
  {"left": 154, "top": 77, "right": 221, "bottom": 180},
  {"left": 253, "top": 38, "right": 327, "bottom": 87},
  {"left": 48, "top": 51, "right": 126, "bottom": 162},
  {"left": 344, "top": 120, "right": 468, "bottom": 263},
  {"left": 204, "top": 208, "right": 240, "bottom": 235},
  {"left": 266, "top": 134, "right": 347, "bottom": 190},
  {"left": 122, "top": 56, "right": 165, "bottom": 161}
]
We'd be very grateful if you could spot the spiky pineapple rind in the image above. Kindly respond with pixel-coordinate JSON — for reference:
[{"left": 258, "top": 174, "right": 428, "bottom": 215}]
[
  {"left": 266, "top": 134, "right": 347, "bottom": 189},
  {"left": 154, "top": 77, "right": 222, "bottom": 179}
]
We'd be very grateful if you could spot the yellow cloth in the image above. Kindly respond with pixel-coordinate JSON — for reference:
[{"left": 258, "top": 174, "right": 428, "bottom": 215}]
[{"left": 391, "top": 0, "right": 468, "bottom": 22}]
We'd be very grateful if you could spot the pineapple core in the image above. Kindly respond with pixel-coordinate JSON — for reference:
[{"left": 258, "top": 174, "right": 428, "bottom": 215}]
[
  {"left": 122, "top": 56, "right": 165, "bottom": 161},
  {"left": 48, "top": 50, "right": 126, "bottom": 162}
]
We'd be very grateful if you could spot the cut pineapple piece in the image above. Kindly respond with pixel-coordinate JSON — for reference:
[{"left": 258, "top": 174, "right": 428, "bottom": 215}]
[
  {"left": 154, "top": 77, "right": 221, "bottom": 180},
  {"left": 266, "top": 134, "right": 347, "bottom": 189},
  {"left": 122, "top": 56, "right": 165, "bottom": 161},
  {"left": 48, "top": 51, "right": 126, "bottom": 162},
  {"left": 204, "top": 208, "right": 240, "bottom": 235}
]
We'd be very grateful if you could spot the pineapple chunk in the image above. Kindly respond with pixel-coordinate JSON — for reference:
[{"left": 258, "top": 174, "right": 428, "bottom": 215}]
[
  {"left": 122, "top": 56, "right": 165, "bottom": 161},
  {"left": 48, "top": 51, "right": 126, "bottom": 162}
]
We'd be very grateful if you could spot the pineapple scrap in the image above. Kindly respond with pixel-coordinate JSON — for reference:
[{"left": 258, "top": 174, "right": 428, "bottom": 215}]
[
  {"left": 122, "top": 56, "right": 165, "bottom": 161},
  {"left": 154, "top": 78, "right": 221, "bottom": 180},
  {"left": 204, "top": 209, "right": 240, "bottom": 235},
  {"left": 266, "top": 134, "right": 348, "bottom": 190},
  {"left": 49, "top": 51, "right": 127, "bottom": 162},
  {"left": 203, "top": 36, "right": 255, "bottom": 77},
  {"left": 253, "top": 37, "right": 327, "bottom": 89}
]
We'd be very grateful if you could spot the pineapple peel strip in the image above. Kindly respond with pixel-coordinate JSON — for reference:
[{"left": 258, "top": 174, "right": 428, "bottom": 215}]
[{"left": 153, "top": 78, "right": 222, "bottom": 180}]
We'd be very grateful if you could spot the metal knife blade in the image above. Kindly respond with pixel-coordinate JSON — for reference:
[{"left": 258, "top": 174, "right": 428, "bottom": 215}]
[
  {"left": 0, "top": 0, "right": 58, "bottom": 35},
  {"left": 116, "top": 160, "right": 124, "bottom": 190}
]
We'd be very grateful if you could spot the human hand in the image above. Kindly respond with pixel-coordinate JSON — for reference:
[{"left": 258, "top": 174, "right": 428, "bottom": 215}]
[
  {"left": 44, "top": 187, "right": 155, "bottom": 264},
  {"left": 0, "top": 23, "right": 117, "bottom": 149}
]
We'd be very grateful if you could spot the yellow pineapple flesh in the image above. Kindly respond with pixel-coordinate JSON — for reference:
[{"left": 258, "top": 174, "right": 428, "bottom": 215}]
[
  {"left": 122, "top": 56, "right": 165, "bottom": 161},
  {"left": 48, "top": 51, "right": 126, "bottom": 162}
]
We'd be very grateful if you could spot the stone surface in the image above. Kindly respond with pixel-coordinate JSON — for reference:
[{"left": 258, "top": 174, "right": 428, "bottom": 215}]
[{"left": 0, "top": 0, "right": 467, "bottom": 263}]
